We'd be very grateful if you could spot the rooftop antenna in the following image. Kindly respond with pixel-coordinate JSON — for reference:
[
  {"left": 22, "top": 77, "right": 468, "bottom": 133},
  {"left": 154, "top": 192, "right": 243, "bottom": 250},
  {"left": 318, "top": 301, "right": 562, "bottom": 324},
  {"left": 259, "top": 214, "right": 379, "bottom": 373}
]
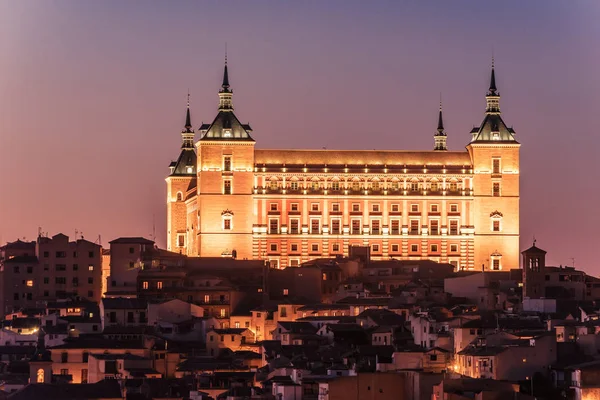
[
  {"left": 570, "top": 257, "right": 575, "bottom": 269},
  {"left": 533, "top": 236, "right": 536, "bottom": 247}
]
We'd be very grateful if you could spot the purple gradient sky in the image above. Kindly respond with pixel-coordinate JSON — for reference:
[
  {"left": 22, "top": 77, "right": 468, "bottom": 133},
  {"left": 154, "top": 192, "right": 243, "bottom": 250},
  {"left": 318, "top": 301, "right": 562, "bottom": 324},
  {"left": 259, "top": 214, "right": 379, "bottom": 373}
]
[{"left": 1, "top": 1, "right": 599, "bottom": 272}]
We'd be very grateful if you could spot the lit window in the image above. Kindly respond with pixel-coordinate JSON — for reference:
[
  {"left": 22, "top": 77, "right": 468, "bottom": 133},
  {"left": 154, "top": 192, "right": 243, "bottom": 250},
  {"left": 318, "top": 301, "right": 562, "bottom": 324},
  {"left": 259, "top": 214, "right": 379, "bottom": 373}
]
[
  {"left": 492, "top": 158, "right": 501, "bottom": 174},
  {"left": 88, "top": 265, "right": 94, "bottom": 271},
  {"left": 283, "top": 289, "right": 289, "bottom": 296},
  {"left": 220, "top": 309, "right": 226, "bottom": 318},
  {"left": 322, "top": 273, "right": 327, "bottom": 281},
  {"left": 26, "top": 280, "right": 33, "bottom": 287},
  {"left": 142, "top": 282, "right": 149, "bottom": 290},
  {"left": 204, "top": 295, "right": 210, "bottom": 303},
  {"left": 157, "top": 282, "right": 163, "bottom": 289},
  {"left": 235, "top": 322, "right": 240, "bottom": 328},
  {"left": 37, "top": 369, "right": 44, "bottom": 383},
  {"left": 492, "top": 182, "right": 500, "bottom": 197}
]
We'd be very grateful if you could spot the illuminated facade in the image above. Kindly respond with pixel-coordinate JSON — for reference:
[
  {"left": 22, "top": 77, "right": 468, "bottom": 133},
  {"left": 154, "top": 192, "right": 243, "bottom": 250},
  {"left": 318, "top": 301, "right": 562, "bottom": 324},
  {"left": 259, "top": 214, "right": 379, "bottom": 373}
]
[{"left": 166, "top": 61, "right": 520, "bottom": 271}]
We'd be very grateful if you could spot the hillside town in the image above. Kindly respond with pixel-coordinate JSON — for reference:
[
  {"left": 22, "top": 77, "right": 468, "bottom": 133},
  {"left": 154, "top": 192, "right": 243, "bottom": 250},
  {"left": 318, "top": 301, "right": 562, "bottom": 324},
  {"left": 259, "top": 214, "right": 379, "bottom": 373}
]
[{"left": 0, "top": 234, "right": 599, "bottom": 400}]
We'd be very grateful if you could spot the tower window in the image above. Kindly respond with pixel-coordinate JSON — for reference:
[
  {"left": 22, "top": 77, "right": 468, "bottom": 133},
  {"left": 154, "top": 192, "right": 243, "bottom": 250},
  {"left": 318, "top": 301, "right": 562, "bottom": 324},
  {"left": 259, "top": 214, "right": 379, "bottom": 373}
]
[
  {"left": 492, "top": 259, "right": 501, "bottom": 270},
  {"left": 492, "top": 158, "right": 501, "bottom": 174},
  {"left": 224, "top": 180, "right": 232, "bottom": 195},
  {"left": 176, "top": 192, "right": 183, "bottom": 201},
  {"left": 492, "top": 182, "right": 501, "bottom": 197},
  {"left": 223, "top": 156, "right": 232, "bottom": 172},
  {"left": 492, "top": 220, "right": 500, "bottom": 232},
  {"left": 177, "top": 234, "right": 185, "bottom": 247},
  {"left": 223, "top": 218, "right": 232, "bottom": 230}
]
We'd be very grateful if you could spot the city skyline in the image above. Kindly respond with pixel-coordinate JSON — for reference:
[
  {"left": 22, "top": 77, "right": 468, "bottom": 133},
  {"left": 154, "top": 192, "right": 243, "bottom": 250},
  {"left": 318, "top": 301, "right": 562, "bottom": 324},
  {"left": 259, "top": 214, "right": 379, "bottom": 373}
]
[{"left": 1, "top": 1, "right": 599, "bottom": 272}]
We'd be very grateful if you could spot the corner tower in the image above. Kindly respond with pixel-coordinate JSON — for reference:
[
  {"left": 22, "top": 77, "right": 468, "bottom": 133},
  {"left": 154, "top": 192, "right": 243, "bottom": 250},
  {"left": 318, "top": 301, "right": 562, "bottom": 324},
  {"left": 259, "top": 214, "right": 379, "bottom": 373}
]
[
  {"left": 166, "top": 94, "right": 197, "bottom": 254},
  {"left": 467, "top": 60, "right": 520, "bottom": 270},
  {"left": 195, "top": 59, "right": 255, "bottom": 258}
]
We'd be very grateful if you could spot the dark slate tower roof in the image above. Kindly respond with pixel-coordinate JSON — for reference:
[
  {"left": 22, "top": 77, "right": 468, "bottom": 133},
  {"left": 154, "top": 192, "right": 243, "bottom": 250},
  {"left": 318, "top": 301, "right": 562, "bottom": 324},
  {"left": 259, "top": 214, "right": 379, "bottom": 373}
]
[
  {"left": 169, "top": 95, "right": 197, "bottom": 176},
  {"left": 199, "top": 60, "right": 254, "bottom": 141},
  {"left": 470, "top": 61, "right": 518, "bottom": 143}
]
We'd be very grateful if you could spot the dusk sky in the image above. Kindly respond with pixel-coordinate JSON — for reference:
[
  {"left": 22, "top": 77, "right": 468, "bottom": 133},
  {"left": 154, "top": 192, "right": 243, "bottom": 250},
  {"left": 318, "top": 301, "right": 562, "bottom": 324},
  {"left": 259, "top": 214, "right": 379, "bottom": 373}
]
[{"left": 1, "top": 1, "right": 599, "bottom": 272}]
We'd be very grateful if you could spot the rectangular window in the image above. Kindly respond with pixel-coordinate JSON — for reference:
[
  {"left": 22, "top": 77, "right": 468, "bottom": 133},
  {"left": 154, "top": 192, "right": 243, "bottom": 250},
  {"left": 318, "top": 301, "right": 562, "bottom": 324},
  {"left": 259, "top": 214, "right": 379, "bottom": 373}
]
[
  {"left": 289, "top": 219, "right": 299, "bottom": 234},
  {"left": 492, "top": 220, "right": 500, "bottom": 232},
  {"left": 311, "top": 244, "right": 319, "bottom": 253},
  {"left": 411, "top": 204, "right": 419, "bottom": 213},
  {"left": 311, "top": 203, "right": 320, "bottom": 212},
  {"left": 290, "top": 203, "right": 299, "bottom": 211},
  {"left": 372, "top": 204, "right": 380, "bottom": 212},
  {"left": 26, "top": 280, "right": 33, "bottom": 287},
  {"left": 351, "top": 181, "right": 360, "bottom": 191},
  {"left": 391, "top": 244, "right": 399, "bottom": 253},
  {"left": 410, "top": 220, "right": 419, "bottom": 235},
  {"left": 430, "top": 204, "right": 438, "bottom": 213},
  {"left": 291, "top": 244, "right": 298, "bottom": 252},
  {"left": 411, "top": 244, "right": 419, "bottom": 253},
  {"left": 269, "top": 219, "right": 279, "bottom": 234},
  {"left": 220, "top": 309, "right": 226, "bottom": 318},
  {"left": 450, "top": 204, "right": 458, "bottom": 213},
  {"left": 492, "top": 182, "right": 500, "bottom": 197},
  {"left": 224, "top": 218, "right": 231, "bottom": 230},
  {"left": 449, "top": 220, "right": 458, "bottom": 235},
  {"left": 177, "top": 234, "right": 185, "bottom": 247},
  {"left": 492, "top": 259, "right": 500, "bottom": 270},
  {"left": 430, "top": 244, "right": 438, "bottom": 253},
  {"left": 332, "top": 203, "right": 340, "bottom": 212},
  {"left": 290, "top": 181, "right": 299, "bottom": 191},
  {"left": 450, "top": 244, "right": 458, "bottom": 253},
  {"left": 332, "top": 243, "right": 340, "bottom": 252},
  {"left": 224, "top": 180, "right": 232, "bottom": 194},
  {"left": 352, "top": 203, "right": 360, "bottom": 212},
  {"left": 204, "top": 295, "right": 210, "bottom": 303},
  {"left": 223, "top": 155, "right": 232, "bottom": 171},
  {"left": 371, "top": 220, "right": 380, "bottom": 235},
  {"left": 270, "top": 243, "right": 278, "bottom": 252},
  {"left": 289, "top": 259, "right": 299, "bottom": 267},
  {"left": 157, "top": 281, "right": 163, "bottom": 289},
  {"left": 391, "top": 204, "right": 400, "bottom": 212},
  {"left": 372, "top": 244, "right": 380, "bottom": 252},
  {"left": 430, "top": 220, "right": 439, "bottom": 235},
  {"left": 391, "top": 220, "right": 400, "bottom": 235},
  {"left": 331, "top": 181, "right": 340, "bottom": 191},
  {"left": 352, "top": 219, "right": 361, "bottom": 235},
  {"left": 270, "top": 203, "right": 278, "bottom": 211},
  {"left": 142, "top": 281, "right": 148, "bottom": 290},
  {"left": 492, "top": 158, "right": 501, "bottom": 174},
  {"left": 311, "top": 219, "right": 320, "bottom": 234},
  {"left": 331, "top": 219, "right": 341, "bottom": 235}
]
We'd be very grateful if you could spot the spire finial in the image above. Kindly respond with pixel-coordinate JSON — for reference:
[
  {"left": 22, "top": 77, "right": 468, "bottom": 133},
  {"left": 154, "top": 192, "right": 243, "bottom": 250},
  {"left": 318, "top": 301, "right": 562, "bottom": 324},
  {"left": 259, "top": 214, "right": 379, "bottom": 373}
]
[
  {"left": 222, "top": 44, "right": 230, "bottom": 89},
  {"left": 434, "top": 94, "right": 447, "bottom": 151},
  {"left": 184, "top": 91, "right": 192, "bottom": 131},
  {"left": 488, "top": 56, "right": 497, "bottom": 94},
  {"left": 437, "top": 93, "right": 444, "bottom": 132}
]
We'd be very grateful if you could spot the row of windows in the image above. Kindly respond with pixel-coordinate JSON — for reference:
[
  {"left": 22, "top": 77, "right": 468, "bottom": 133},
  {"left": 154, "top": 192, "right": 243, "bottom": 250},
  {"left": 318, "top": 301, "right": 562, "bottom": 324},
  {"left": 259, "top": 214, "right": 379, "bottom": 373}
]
[
  {"left": 41, "top": 251, "right": 96, "bottom": 258},
  {"left": 268, "top": 242, "right": 462, "bottom": 254},
  {"left": 12, "top": 290, "right": 94, "bottom": 300},
  {"left": 262, "top": 180, "right": 465, "bottom": 192},
  {"left": 12, "top": 264, "right": 95, "bottom": 273},
  {"left": 269, "top": 202, "right": 459, "bottom": 213},
  {"left": 267, "top": 218, "right": 465, "bottom": 235}
]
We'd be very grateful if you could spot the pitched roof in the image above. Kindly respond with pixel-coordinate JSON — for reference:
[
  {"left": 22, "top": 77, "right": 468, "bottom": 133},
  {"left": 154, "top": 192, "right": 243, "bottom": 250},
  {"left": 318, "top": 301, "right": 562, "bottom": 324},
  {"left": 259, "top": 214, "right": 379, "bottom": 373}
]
[
  {"left": 108, "top": 237, "right": 154, "bottom": 245},
  {"left": 470, "top": 113, "right": 517, "bottom": 143},
  {"left": 199, "top": 110, "right": 254, "bottom": 141}
]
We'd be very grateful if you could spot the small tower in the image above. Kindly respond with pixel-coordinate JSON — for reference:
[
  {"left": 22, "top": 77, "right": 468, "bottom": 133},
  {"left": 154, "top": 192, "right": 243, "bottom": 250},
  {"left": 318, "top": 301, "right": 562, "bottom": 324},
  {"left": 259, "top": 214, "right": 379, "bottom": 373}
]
[
  {"left": 29, "top": 329, "right": 52, "bottom": 384},
  {"left": 166, "top": 94, "right": 198, "bottom": 254},
  {"left": 522, "top": 242, "right": 547, "bottom": 299},
  {"left": 434, "top": 99, "right": 447, "bottom": 151}
]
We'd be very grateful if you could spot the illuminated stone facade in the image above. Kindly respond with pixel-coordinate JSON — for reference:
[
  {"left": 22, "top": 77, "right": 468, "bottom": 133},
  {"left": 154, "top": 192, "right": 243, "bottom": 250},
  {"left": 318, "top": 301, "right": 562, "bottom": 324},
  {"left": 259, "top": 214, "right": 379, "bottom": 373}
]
[{"left": 166, "top": 62, "right": 520, "bottom": 271}]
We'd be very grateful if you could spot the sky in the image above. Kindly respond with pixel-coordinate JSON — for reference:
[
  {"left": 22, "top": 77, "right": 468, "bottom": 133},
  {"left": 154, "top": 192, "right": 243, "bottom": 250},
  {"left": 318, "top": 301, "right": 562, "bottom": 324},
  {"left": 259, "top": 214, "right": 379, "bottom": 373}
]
[{"left": 1, "top": 1, "right": 599, "bottom": 273}]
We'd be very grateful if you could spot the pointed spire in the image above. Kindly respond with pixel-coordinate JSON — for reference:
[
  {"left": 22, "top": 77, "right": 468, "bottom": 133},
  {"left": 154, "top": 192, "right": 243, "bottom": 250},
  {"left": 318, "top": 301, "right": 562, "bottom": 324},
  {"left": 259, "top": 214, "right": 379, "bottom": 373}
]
[
  {"left": 184, "top": 90, "right": 192, "bottom": 131},
  {"left": 434, "top": 95, "right": 447, "bottom": 151},
  {"left": 218, "top": 48, "right": 234, "bottom": 111},
  {"left": 437, "top": 96, "right": 444, "bottom": 132},
  {"left": 488, "top": 57, "right": 497, "bottom": 95}
]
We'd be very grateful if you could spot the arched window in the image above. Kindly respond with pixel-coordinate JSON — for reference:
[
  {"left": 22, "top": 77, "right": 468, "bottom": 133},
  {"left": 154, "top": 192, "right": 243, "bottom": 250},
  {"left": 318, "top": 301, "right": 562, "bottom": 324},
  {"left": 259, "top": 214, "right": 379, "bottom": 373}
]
[
  {"left": 351, "top": 179, "right": 361, "bottom": 192},
  {"left": 176, "top": 192, "right": 183, "bottom": 202},
  {"left": 410, "top": 179, "right": 419, "bottom": 191},
  {"left": 37, "top": 368, "right": 44, "bottom": 383},
  {"left": 269, "top": 178, "right": 278, "bottom": 190},
  {"left": 371, "top": 179, "right": 380, "bottom": 191},
  {"left": 311, "top": 178, "right": 320, "bottom": 191},
  {"left": 430, "top": 179, "right": 439, "bottom": 192},
  {"left": 449, "top": 179, "right": 458, "bottom": 192}
]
